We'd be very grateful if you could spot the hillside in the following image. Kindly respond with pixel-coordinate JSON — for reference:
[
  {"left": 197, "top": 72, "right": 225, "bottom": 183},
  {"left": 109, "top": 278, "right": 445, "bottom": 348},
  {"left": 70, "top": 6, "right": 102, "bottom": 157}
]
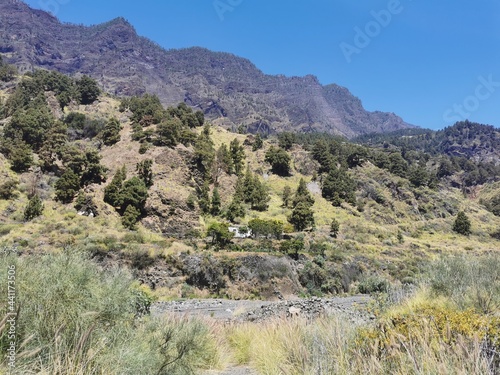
[
  {"left": 0, "top": 63, "right": 499, "bottom": 295},
  {"left": 354, "top": 121, "right": 500, "bottom": 164},
  {"left": 0, "top": 0, "right": 414, "bottom": 138},
  {"left": 0, "top": 57, "right": 499, "bottom": 374}
]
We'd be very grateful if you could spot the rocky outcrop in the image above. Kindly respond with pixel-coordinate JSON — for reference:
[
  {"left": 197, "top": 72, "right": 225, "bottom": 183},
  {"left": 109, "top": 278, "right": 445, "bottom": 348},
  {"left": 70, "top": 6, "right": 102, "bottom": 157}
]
[{"left": 0, "top": 0, "right": 415, "bottom": 138}]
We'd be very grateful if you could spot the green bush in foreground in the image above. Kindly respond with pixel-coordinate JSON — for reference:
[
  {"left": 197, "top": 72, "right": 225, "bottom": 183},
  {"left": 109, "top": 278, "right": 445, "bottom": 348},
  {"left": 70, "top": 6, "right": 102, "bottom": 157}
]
[{"left": 0, "top": 249, "right": 219, "bottom": 374}]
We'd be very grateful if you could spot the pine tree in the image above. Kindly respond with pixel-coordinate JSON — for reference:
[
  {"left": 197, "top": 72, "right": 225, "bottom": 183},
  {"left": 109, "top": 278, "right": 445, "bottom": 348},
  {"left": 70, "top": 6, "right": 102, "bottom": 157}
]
[
  {"left": 230, "top": 138, "right": 245, "bottom": 175},
  {"left": 193, "top": 124, "right": 215, "bottom": 182},
  {"left": 225, "top": 197, "right": 246, "bottom": 222},
  {"left": 322, "top": 167, "right": 356, "bottom": 206},
  {"left": 80, "top": 149, "right": 107, "bottom": 186},
  {"left": 39, "top": 121, "right": 68, "bottom": 171},
  {"left": 288, "top": 201, "right": 315, "bottom": 231},
  {"left": 7, "top": 138, "right": 33, "bottom": 172},
  {"left": 249, "top": 175, "right": 269, "bottom": 211},
  {"left": 453, "top": 211, "right": 471, "bottom": 236},
  {"left": 104, "top": 166, "right": 126, "bottom": 207},
  {"left": 252, "top": 133, "right": 264, "bottom": 151},
  {"left": 24, "top": 194, "right": 43, "bottom": 221},
  {"left": 119, "top": 177, "right": 148, "bottom": 215},
  {"left": 155, "top": 118, "right": 182, "bottom": 147},
  {"left": 282, "top": 186, "right": 292, "bottom": 208},
  {"left": 55, "top": 169, "right": 80, "bottom": 203},
  {"left": 211, "top": 187, "right": 221, "bottom": 216},
  {"left": 76, "top": 75, "right": 100, "bottom": 105},
  {"left": 198, "top": 181, "right": 211, "bottom": 214},
  {"left": 330, "top": 219, "right": 340, "bottom": 238},
  {"left": 215, "top": 144, "right": 234, "bottom": 181},
  {"left": 101, "top": 117, "right": 122, "bottom": 146},
  {"left": 122, "top": 205, "right": 141, "bottom": 230},
  {"left": 265, "top": 146, "right": 291, "bottom": 176},
  {"left": 293, "top": 178, "right": 314, "bottom": 208},
  {"left": 136, "top": 159, "right": 153, "bottom": 187}
]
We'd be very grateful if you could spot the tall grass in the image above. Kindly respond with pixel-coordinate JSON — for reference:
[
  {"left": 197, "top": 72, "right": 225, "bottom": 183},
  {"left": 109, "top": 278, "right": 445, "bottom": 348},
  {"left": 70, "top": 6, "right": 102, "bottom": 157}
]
[
  {"left": 222, "top": 313, "right": 497, "bottom": 375},
  {"left": 0, "top": 249, "right": 222, "bottom": 374}
]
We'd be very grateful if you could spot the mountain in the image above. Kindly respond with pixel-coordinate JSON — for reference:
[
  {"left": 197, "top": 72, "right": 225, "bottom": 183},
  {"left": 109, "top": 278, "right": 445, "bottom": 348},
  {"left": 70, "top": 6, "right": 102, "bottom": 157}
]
[{"left": 0, "top": 0, "right": 414, "bottom": 138}]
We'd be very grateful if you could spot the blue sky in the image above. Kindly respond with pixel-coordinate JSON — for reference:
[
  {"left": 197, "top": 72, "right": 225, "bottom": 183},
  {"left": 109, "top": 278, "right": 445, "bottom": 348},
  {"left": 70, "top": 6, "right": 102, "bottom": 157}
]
[{"left": 24, "top": 0, "right": 500, "bottom": 130}]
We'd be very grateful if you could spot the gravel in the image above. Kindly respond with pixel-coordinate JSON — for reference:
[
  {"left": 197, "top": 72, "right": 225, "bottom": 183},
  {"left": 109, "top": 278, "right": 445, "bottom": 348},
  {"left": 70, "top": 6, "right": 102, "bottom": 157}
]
[{"left": 151, "top": 295, "right": 372, "bottom": 323}]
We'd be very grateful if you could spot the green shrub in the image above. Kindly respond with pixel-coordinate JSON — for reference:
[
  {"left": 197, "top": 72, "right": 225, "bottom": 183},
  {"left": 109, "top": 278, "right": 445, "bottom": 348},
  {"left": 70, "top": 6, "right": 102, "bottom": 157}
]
[
  {"left": 0, "top": 250, "right": 219, "bottom": 374},
  {"left": 358, "top": 275, "right": 389, "bottom": 294},
  {"left": 23, "top": 194, "right": 43, "bottom": 221},
  {"left": 453, "top": 211, "right": 472, "bottom": 236},
  {"left": 427, "top": 254, "right": 500, "bottom": 314},
  {"left": 0, "top": 180, "right": 17, "bottom": 199}
]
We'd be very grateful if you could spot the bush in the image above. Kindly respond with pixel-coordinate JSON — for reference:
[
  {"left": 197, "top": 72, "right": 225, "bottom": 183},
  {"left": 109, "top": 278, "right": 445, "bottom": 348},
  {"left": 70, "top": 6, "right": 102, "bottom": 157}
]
[
  {"left": 358, "top": 275, "right": 389, "bottom": 294},
  {"left": 0, "top": 250, "right": 219, "bottom": 375},
  {"left": 0, "top": 180, "right": 17, "bottom": 199},
  {"left": 453, "top": 211, "right": 471, "bottom": 236},
  {"left": 427, "top": 254, "right": 500, "bottom": 314},
  {"left": 24, "top": 194, "right": 43, "bottom": 221}
]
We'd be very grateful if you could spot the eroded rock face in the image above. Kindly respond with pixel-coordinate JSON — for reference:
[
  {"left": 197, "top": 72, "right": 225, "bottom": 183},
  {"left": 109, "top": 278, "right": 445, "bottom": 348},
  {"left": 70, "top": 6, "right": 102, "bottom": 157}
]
[
  {"left": 142, "top": 147, "right": 199, "bottom": 238},
  {"left": 0, "top": 0, "right": 414, "bottom": 138}
]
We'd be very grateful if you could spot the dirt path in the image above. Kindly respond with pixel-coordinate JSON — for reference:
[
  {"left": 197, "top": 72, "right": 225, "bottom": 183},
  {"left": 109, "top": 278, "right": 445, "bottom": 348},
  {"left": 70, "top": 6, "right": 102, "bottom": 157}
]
[
  {"left": 202, "top": 366, "right": 258, "bottom": 375},
  {"left": 151, "top": 295, "right": 372, "bottom": 322},
  {"left": 152, "top": 296, "right": 372, "bottom": 375}
]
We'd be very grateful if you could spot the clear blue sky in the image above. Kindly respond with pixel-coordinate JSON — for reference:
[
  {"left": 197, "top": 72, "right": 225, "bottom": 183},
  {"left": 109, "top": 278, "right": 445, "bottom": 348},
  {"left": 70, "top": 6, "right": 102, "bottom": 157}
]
[{"left": 24, "top": 0, "right": 500, "bottom": 130}]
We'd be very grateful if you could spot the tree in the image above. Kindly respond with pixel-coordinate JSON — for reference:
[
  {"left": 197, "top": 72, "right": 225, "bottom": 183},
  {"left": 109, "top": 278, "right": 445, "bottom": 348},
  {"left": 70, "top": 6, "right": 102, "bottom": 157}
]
[
  {"left": 265, "top": 146, "right": 291, "bottom": 176},
  {"left": 55, "top": 169, "right": 80, "bottom": 203},
  {"left": 0, "top": 180, "right": 17, "bottom": 200},
  {"left": 249, "top": 175, "right": 269, "bottom": 211},
  {"left": 330, "top": 219, "right": 340, "bottom": 238},
  {"left": 437, "top": 157, "right": 455, "bottom": 179},
  {"left": 80, "top": 149, "right": 107, "bottom": 185},
  {"left": 215, "top": 144, "right": 234, "bottom": 178},
  {"left": 278, "top": 132, "right": 296, "bottom": 150},
  {"left": 248, "top": 219, "right": 283, "bottom": 239},
  {"left": 279, "top": 238, "right": 304, "bottom": 260},
  {"left": 321, "top": 167, "right": 356, "bottom": 207},
  {"left": 293, "top": 178, "right": 314, "bottom": 208},
  {"left": 282, "top": 186, "right": 292, "bottom": 208},
  {"left": 252, "top": 134, "right": 264, "bottom": 151},
  {"left": 24, "top": 194, "right": 43, "bottom": 221},
  {"left": 207, "top": 222, "right": 234, "bottom": 248},
  {"left": 312, "top": 140, "right": 335, "bottom": 173},
  {"left": 198, "top": 181, "right": 211, "bottom": 214},
  {"left": 193, "top": 125, "right": 215, "bottom": 182},
  {"left": 230, "top": 138, "right": 245, "bottom": 175},
  {"left": 408, "top": 164, "right": 429, "bottom": 188},
  {"left": 101, "top": 117, "right": 122, "bottom": 146},
  {"left": 225, "top": 197, "right": 246, "bottom": 222},
  {"left": 104, "top": 166, "right": 127, "bottom": 207},
  {"left": 39, "top": 121, "right": 68, "bottom": 171},
  {"left": 6, "top": 138, "right": 33, "bottom": 172},
  {"left": 453, "top": 211, "right": 471, "bottom": 236},
  {"left": 122, "top": 205, "right": 142, "bottom": 230},
  {"left": 119, "top": 177, "right": 148, "bottom": 214},
  {"left": 389, "top": 152, "right": 408, "bottom": 178},
  {"left": 0, "top": 57, "right": 17, "bottom": 82},
  {"left": 155, "top": 118, "right": 182, "bottom": 147},
  {"left": 211, "top": 188, "right": 221, "bottom": 216},
  {"left": 136, "top": 159, "right": 153, "bottom": 187},
  {"left": 4, "top": 107, "right": 54, "bottom": 151},
  {"left": 288, "top": 201, "right": 315, "bottom": 232},
  {"left": 76, "top": 75, "right": 100, "bottom": 105}
]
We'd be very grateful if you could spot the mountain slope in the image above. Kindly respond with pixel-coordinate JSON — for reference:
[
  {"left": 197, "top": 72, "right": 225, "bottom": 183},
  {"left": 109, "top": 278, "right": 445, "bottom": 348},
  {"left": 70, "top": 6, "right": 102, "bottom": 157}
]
[{"left": 0, "top": 0, "right": 414, "bottom": 138}]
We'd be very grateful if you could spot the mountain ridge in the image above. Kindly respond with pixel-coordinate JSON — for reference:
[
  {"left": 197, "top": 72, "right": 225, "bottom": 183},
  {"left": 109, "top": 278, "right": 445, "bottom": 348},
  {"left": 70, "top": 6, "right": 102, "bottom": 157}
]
[{"left": 0, "top": 0, "right": 415, "bottom": 138}]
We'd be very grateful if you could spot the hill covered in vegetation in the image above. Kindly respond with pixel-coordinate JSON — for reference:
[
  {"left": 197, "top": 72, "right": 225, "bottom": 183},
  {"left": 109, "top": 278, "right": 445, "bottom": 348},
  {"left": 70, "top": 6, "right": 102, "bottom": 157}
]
[{"left": 0, "top": 59, "right": 499, "bottom": 374}]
